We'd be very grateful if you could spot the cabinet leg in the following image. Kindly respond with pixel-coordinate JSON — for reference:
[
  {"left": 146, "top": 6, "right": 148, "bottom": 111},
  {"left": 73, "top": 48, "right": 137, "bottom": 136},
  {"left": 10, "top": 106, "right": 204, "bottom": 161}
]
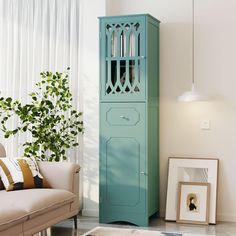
[{"left": 73, "top": 215, "right": 77, "bottom": 229}]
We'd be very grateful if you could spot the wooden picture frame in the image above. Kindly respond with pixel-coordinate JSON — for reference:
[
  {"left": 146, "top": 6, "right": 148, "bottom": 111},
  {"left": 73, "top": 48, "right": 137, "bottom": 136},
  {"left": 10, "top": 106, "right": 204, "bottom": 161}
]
[
  {"left": 177, "top": 182, "right": 210, "bottom": 225},
  {"left": 165, "top": 157, "right": 219, "bottom": 224}
]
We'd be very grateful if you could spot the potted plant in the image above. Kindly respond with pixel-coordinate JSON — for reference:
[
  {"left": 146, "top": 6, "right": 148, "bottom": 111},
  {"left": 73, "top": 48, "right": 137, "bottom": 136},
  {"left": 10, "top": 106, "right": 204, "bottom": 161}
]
[{"left": 0, "top": 68, "right": 83, "bottom": 161}]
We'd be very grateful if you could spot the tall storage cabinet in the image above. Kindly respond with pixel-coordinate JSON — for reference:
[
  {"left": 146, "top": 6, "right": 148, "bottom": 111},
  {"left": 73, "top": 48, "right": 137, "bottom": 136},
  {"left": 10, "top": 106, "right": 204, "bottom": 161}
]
[{"left": 99, "top": 14, "right": 160, "bottom": 226}]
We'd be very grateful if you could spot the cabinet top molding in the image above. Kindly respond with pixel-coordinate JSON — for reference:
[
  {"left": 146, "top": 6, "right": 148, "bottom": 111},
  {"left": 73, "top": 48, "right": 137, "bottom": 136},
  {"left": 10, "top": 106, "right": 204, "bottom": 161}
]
[{"left": 98, "top": 13, "right": 161, "bottom": 23}]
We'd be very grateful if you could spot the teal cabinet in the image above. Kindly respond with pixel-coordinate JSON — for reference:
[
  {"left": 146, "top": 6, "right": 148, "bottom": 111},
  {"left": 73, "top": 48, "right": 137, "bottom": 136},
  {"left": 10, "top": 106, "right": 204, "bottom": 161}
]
[{"left": 99, "top": 14, "right": 160, "bottom": 226}]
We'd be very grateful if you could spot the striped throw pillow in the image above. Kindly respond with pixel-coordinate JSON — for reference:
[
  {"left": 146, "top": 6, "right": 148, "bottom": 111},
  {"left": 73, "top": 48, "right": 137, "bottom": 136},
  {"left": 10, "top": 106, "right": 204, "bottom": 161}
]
[{"left": 0, "top": 157, "right": 50, "bottom": 191}]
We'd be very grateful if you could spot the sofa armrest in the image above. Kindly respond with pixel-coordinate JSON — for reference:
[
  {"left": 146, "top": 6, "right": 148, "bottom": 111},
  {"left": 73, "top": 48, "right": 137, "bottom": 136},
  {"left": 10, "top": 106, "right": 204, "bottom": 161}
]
[
  {"left": 38, "top": 161, "right": 81, "bottom": 211},
  {"left": 37, "top": 161, "right": 80, "bottom": 194}
]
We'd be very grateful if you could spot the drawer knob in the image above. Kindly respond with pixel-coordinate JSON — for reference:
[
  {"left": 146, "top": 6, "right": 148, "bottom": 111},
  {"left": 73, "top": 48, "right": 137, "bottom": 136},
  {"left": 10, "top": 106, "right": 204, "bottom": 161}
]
[{"left": 120, "top": 115, "right": 130, "bottom": 121}]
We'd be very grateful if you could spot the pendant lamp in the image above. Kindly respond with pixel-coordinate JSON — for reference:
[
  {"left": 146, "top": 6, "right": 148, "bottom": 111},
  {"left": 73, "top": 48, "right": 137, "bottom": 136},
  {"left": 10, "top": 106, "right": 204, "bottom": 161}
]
[{"left": 178, "top": 0, "right": 208, "bottom": 102}]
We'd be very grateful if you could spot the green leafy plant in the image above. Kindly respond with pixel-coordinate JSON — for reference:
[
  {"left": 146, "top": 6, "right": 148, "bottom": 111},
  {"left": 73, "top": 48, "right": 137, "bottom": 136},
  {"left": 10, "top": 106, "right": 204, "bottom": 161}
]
[{"left": 0, "top": 68, "right": 84, "bottom": 161}]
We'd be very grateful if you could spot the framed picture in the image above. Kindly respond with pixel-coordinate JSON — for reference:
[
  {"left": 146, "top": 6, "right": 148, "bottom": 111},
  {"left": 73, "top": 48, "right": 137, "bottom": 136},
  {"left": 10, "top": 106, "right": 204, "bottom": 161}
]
[
  {"left": 177, "top": 182, "right": 210, "bottom": 225},
  {"left": 165, "top": 157, "right": 219, "bottom": 224}
]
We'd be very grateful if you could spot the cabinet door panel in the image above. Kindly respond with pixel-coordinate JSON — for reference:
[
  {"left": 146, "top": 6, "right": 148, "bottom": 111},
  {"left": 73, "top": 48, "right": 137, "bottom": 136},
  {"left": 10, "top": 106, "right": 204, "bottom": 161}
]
[
  {"left": 106, "top": 137, "right": 140, "bottom": 206},
  {"left": 100, "top": 103, "right": 146, "bottom": 215},
  {"left": 100, "top": 16, "right": 146, "bottom": 102}
]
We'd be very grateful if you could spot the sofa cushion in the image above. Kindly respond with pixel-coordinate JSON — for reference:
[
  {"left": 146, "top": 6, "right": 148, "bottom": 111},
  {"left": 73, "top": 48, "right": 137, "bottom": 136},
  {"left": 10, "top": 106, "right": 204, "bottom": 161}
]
[
  {"left": 0, "top": 157, "right": 49, "bottom": 191},
  {"left": 0, "top": 206, "right": 28, "bottom": 231},
  {"left": 0, "top": 189, "right": 75, "bottom": 219}
]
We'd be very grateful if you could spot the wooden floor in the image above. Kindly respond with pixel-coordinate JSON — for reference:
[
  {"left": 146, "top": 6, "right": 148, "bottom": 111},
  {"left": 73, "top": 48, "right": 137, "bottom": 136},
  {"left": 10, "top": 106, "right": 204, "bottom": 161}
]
[{"left": 37, "top": 215, "right": 236, "bottom": 236}]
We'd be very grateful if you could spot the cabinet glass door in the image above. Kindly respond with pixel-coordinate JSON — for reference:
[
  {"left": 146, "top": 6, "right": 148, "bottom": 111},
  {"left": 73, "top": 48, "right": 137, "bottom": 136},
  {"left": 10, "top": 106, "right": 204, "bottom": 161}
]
[{"left": 100, "top": 16, "right": 146, "bottom": 101}]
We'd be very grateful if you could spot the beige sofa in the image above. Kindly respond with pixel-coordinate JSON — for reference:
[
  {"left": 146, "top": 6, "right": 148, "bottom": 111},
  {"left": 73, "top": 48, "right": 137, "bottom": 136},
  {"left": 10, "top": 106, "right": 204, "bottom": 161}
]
[{"left": 0, "top": 144, "right": 80, "bottom": 236}]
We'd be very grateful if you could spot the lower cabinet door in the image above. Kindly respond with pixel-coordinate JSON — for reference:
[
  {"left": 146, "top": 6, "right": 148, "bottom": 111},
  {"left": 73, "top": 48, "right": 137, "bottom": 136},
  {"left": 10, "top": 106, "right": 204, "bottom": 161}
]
[{"left": 99, "top": 103, "right": 147, "bottom": 225}]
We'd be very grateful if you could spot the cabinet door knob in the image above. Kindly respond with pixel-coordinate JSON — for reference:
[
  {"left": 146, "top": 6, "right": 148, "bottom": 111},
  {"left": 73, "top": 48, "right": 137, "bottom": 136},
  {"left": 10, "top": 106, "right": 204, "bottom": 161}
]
[
  {"left": 141, "top": 56, "right": 146, "bottom": 59},
  {"left": 120, "top": 115, "right": 130, "bottom": 121},
  {"left": 140, "top": 171, "right": 146, "bottom": 175}
]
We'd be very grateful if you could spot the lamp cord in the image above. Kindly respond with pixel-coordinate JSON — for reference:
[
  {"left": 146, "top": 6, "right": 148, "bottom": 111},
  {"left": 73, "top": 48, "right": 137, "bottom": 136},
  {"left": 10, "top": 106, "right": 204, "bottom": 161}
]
[{"left": 192, "top": 0, "right": 195, "bottom": 85}]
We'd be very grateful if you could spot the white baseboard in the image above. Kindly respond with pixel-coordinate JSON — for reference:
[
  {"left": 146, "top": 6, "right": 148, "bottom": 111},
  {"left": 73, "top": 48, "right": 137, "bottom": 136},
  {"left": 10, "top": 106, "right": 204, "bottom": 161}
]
[
  {"left": 81, "top": 208, "right": 236, "bottom": 222},
  {"left": 82, "top": 209, "right": 99, "bottom": 217},
  {"left": 217, "top": 213, "right": 236, "bottom": 222},
  {"left": 160, "top": 209, "right": 236, "bottom": 223}
]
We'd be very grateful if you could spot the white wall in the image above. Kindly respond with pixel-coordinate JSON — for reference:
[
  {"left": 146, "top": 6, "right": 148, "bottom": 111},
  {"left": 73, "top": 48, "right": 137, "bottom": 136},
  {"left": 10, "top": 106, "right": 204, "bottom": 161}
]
[
  {"left": 80, "top": 0, "right": 105, "bottom": 217},
  {"left": 106, "top": 0, "right": 236, "bottom": 222}
]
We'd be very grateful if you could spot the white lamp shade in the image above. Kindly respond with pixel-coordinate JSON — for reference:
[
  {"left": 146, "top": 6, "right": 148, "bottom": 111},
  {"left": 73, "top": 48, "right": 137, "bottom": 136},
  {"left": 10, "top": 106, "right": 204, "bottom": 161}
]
[{"left": 178, "top": 84, "right": 208, "bottom": 102}]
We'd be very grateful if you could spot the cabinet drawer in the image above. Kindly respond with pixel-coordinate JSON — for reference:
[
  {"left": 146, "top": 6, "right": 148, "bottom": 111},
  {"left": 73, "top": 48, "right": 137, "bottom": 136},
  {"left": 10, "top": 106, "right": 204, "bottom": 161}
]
[
  {"left": 106, "top": 107, "right": 140, "bottom": 126},
  {"left": 101, "top": 103, "right": 145, "bottom": 128}
]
